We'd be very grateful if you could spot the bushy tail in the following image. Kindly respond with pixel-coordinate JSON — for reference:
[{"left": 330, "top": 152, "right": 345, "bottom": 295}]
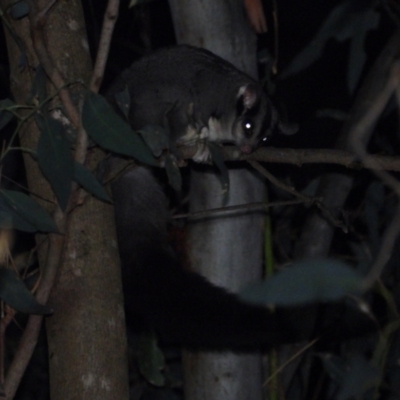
[
  {"left": 111, "top": 166, "right": 301, "bottom": 349},
  {"left": 112, "top": 166, "right": 374, "bottom": 349}
]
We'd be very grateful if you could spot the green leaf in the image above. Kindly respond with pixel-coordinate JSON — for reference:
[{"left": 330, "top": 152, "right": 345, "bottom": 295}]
[
  {"left": 281, "top": 1, "right": 380, "bottom": 93},
  {"left": 30, "top": 65, "right": 48, "bottom": 105},
  {"left": 0, "top": 209, "right": 13, "bottom": 230},
  {"left": 0, "top": 268, "right": 52, "bottom": 315},
  {"left": 0, "top": 199, "right": 36, "bottom": 232},
  {"left": 138, "top": 124, "right": 170, "bottom": 157},
  {"left": 82, "top": 91, "right": 157, "bottom": 166},
  {"left": 365, "top": 181, "right": 384, "bottom": 252},
  {"left": 346, "top": 7, "right": 379, "bottom": 93},
  {"left": 73, "top": 162, "right": 111, "bottom": 202},
  {"left": 319, "top": 354, "right": 346, "bottom": 383},
  {"left": 165, "top": 154, "right": 182, "bottom": 192},
  {"left": 136, "top": 331, "right": 166, "bottom": 387},
  {"left": 114, "top": 87, "right": 130, "bottom": 119},
  {"left": 0, "top": 190, "right": 58, "bottom": 233},
  {"left": 208, "top": 142, "right": 229, "bottom": 194},
  {"left": 9, "top": 1, "right": 30, "bottom": 19},
  {"left": 37, "top": 115, "right": 73, "bottom": 210},
  {"left": 241, "top": 259, "right": 364, "bottom": 306},
  {"left": 0, "top": 98, "right": 16, "bottom": 130},
  {"left": 320, "top": 354, "right": 380, "bottom": 400}
]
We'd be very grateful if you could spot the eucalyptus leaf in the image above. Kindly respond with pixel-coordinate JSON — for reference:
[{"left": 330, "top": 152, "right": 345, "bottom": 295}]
[
  {"left": 336, "top": 355, "right": 380, "bottom": 400},
  {"left": 9, "top": 1, "right": 30, "bottom": 19},
  {"left": 37, "top": 115, "right": 73, "bottom": 210},
  {"left": 365, "top": 181, "right": 384, "bottom": 251},
  {"left": 0, "top": 209, "right": 13, "bottom": 230},
  {"left": 114, "top": 87, "right": 131, "bottom": 119},
  {"left": 241, "top": 259, "right": 364, "bottom": 306},
  {"left": 30, "top": 65, "right": 48, "bottom": 105},
  {"left": 281, "top": 1, "right": 379, "bottom": 93},
  {"left": 0, "top": 99, "right": 15, "bottom": 130},
  {"left": 139, "top": 124, "right": 169, "bottom": 157},
  {"left": 82, "top": 91, "right": 157, "bottom": 166},
  {"left": 208, "top": 142, "right": 229, "bottom": 194},
  {"left": 73, "top": 162, "right": 111, "bottom": 202},
  {"left": 165, "top": 154, "right": 182, "bottom": 192},
  {"left": 346, "top": 6, "right": 379, "bottom": 93},
  {"left": 314, "top": 353, "right": 381, "bottom": 400},
  {"left": 0, "top": 268, "right": 52, "bottom": 315},
  {"left": 319, "top": 354, "right": 346, "bottom": 383},
  {"left": 136, "top": 331, "right": 166, "bottom": 387},
  {"left": 129, "top": 0, "right": 155, "bottom": 7},
  {"left": 0, "top": 199, "right": 36, "bottom": 232},
  {"left": 0, "top": 190, "right": 58, "bottom": 232}
]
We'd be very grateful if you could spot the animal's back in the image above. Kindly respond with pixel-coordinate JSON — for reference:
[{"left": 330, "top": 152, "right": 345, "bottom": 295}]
[
  {"left": 113, "top": 45, "right": 254, "bottom": 98},
  {"left": 107, "top": 46, "right": 262, "bottom": 136},
  {"left": 108, "top": 46, "right": 374, "bottom": 350}
]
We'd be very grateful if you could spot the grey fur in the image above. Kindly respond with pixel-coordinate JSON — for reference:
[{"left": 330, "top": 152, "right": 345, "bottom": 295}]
[
  {"left": 107, "top": 45, "right": 276, "bottom": 162},
  {"left": 107, "top": 47, "right": 290, "bottom": 348}
]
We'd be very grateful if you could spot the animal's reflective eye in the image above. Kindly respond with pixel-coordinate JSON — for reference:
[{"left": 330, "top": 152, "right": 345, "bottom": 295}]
[
  {"left": 262, "top": 136, "right": 268, "bottom": 143},
  {"left": 242, "top": 119, "right": 254, "bottom": 137}
]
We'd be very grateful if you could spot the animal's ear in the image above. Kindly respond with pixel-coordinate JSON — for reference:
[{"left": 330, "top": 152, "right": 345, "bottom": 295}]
[
  {"left": 237, "top": 83, "right": 260, "bottom": 109},
  {"left": 278, "top": 121, "right": 299, "bottom": 135},
  {"left": 271, "top": 106, "right": 299, "bottom": 136}
]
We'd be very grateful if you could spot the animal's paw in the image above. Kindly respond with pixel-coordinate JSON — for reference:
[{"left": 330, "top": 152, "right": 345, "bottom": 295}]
[{"left": 192, "top": 142, "right": 212, "bottom": 163}]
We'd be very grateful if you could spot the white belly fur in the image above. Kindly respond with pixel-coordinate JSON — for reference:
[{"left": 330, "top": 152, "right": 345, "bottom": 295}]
[{"left": 176, "top": 117, "right": 234, "bottom": 163}]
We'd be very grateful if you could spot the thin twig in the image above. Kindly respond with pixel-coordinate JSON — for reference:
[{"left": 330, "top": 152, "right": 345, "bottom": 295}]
[
  {"left": 90, "top": 0, "right": 120, "bottom": 93},
  {"left": 248, "top": 160, "right": 347, "bottom": 231},
  {"left": 349, "top": 61, "right": 400, "bottom": 289},
  {"left": 264, "top": 338, "right": 319, "bottom": 386},
  {"left": 350, "top": 62, "right": 400, "bottom": 196},
  {"left": 173, "top": 199, "right": 304, "bottom": 220},
  {"left": 177, "top": 145, "right": 400, "bottom": 172},
  {"left": 5, "top": 208, "right": 65, "bottom": 400}
]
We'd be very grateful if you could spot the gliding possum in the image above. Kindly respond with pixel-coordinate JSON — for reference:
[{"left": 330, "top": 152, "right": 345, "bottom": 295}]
[
  {"left": 107, "top": 46, "right": 299, "bottom": 348},
  {"left": 107, "top": 45, "right": 278, "bottom": 163}
]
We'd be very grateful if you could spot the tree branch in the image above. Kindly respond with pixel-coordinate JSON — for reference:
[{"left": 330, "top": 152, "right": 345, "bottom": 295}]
[
  {"left": 349, "top": 61, "right": 400, "bottom": 288},
  {"left": 177, "top": 145, "right": 400, "bottom": 172},
  {"left": 90, "top": 0, "right": 120, "bottom": 92}
]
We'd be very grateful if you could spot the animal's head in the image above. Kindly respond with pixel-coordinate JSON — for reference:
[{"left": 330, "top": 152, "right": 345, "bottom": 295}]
[{"left": 231, "top": 83, "right": 296, "bottom": 154}]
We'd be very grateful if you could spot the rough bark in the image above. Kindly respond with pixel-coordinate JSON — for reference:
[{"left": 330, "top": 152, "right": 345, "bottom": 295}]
[
  {"left": 0, "top": 1, "right": 129, "bottom": 398},
  {"left": 46, "top": 156, "right": 129, "bottom": 400}
]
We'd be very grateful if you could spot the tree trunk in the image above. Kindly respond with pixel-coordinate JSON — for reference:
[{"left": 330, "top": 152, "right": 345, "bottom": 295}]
[
  {"left": 0, "top": 1, "right": 129, "bottom": 398},
  {"left": 168, "top": 2, "right": 265, "bottom": 400}
]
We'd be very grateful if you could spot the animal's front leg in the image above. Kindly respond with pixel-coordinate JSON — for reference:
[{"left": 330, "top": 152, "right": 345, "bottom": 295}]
[{"left": 192, "top": 141, "right": 212, "bottom": 163}]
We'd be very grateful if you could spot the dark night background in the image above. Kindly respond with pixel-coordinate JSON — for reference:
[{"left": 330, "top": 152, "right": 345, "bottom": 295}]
[
  {"left": 1, "top": 1, "right": 400, "bottom": 399},
  {"left": 1, "top": 0, "right": 395, "bottom": 152}
]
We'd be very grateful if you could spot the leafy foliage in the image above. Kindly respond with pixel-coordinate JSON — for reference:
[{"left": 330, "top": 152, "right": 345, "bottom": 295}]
[
  {"left": 73, "top": 161, "right": 111, "bottom": 202},
  {"left": 0, "top": 190, "right": 57, "bottom": 232},
  {"left": 136, "top": 332, "right": 166, "bottom": 387},
  {"left": 208, "top": 142, "right": 230, "bottom": 194},
  {"left": 82, "top": 91, "right": 157, "bottom": 166},
  {"left": 1, "top": 1, "right": 400, "bottom": 399},
  {"left": 281, "top": 0, "right": 380, "bottom": 93},
  {"left": 138, "top": 124, "right": 170, "bottom": 158},
  {"left": 36, "top": 115, "right": 73, "bottom": 211},
  {"left": 164, "top": 154, "right": 182, "bottom": 192},
  {"left": 0, "top": 99, "right": 16, "bottom": 130},
  {"left": 9, "top": 1, "right": 30, "bottom": 20},
  {"left": 0, "top": 268, "right": 52, "bottom": 315},
  {"left": 320, "top": 354, "right": 380, "bottom": 400},
  {"left": 241, "top": 259, "right": 364, "bottom": 305},
  {"left": 113, "top": 86, "right": 131, "bottom": 119}
]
